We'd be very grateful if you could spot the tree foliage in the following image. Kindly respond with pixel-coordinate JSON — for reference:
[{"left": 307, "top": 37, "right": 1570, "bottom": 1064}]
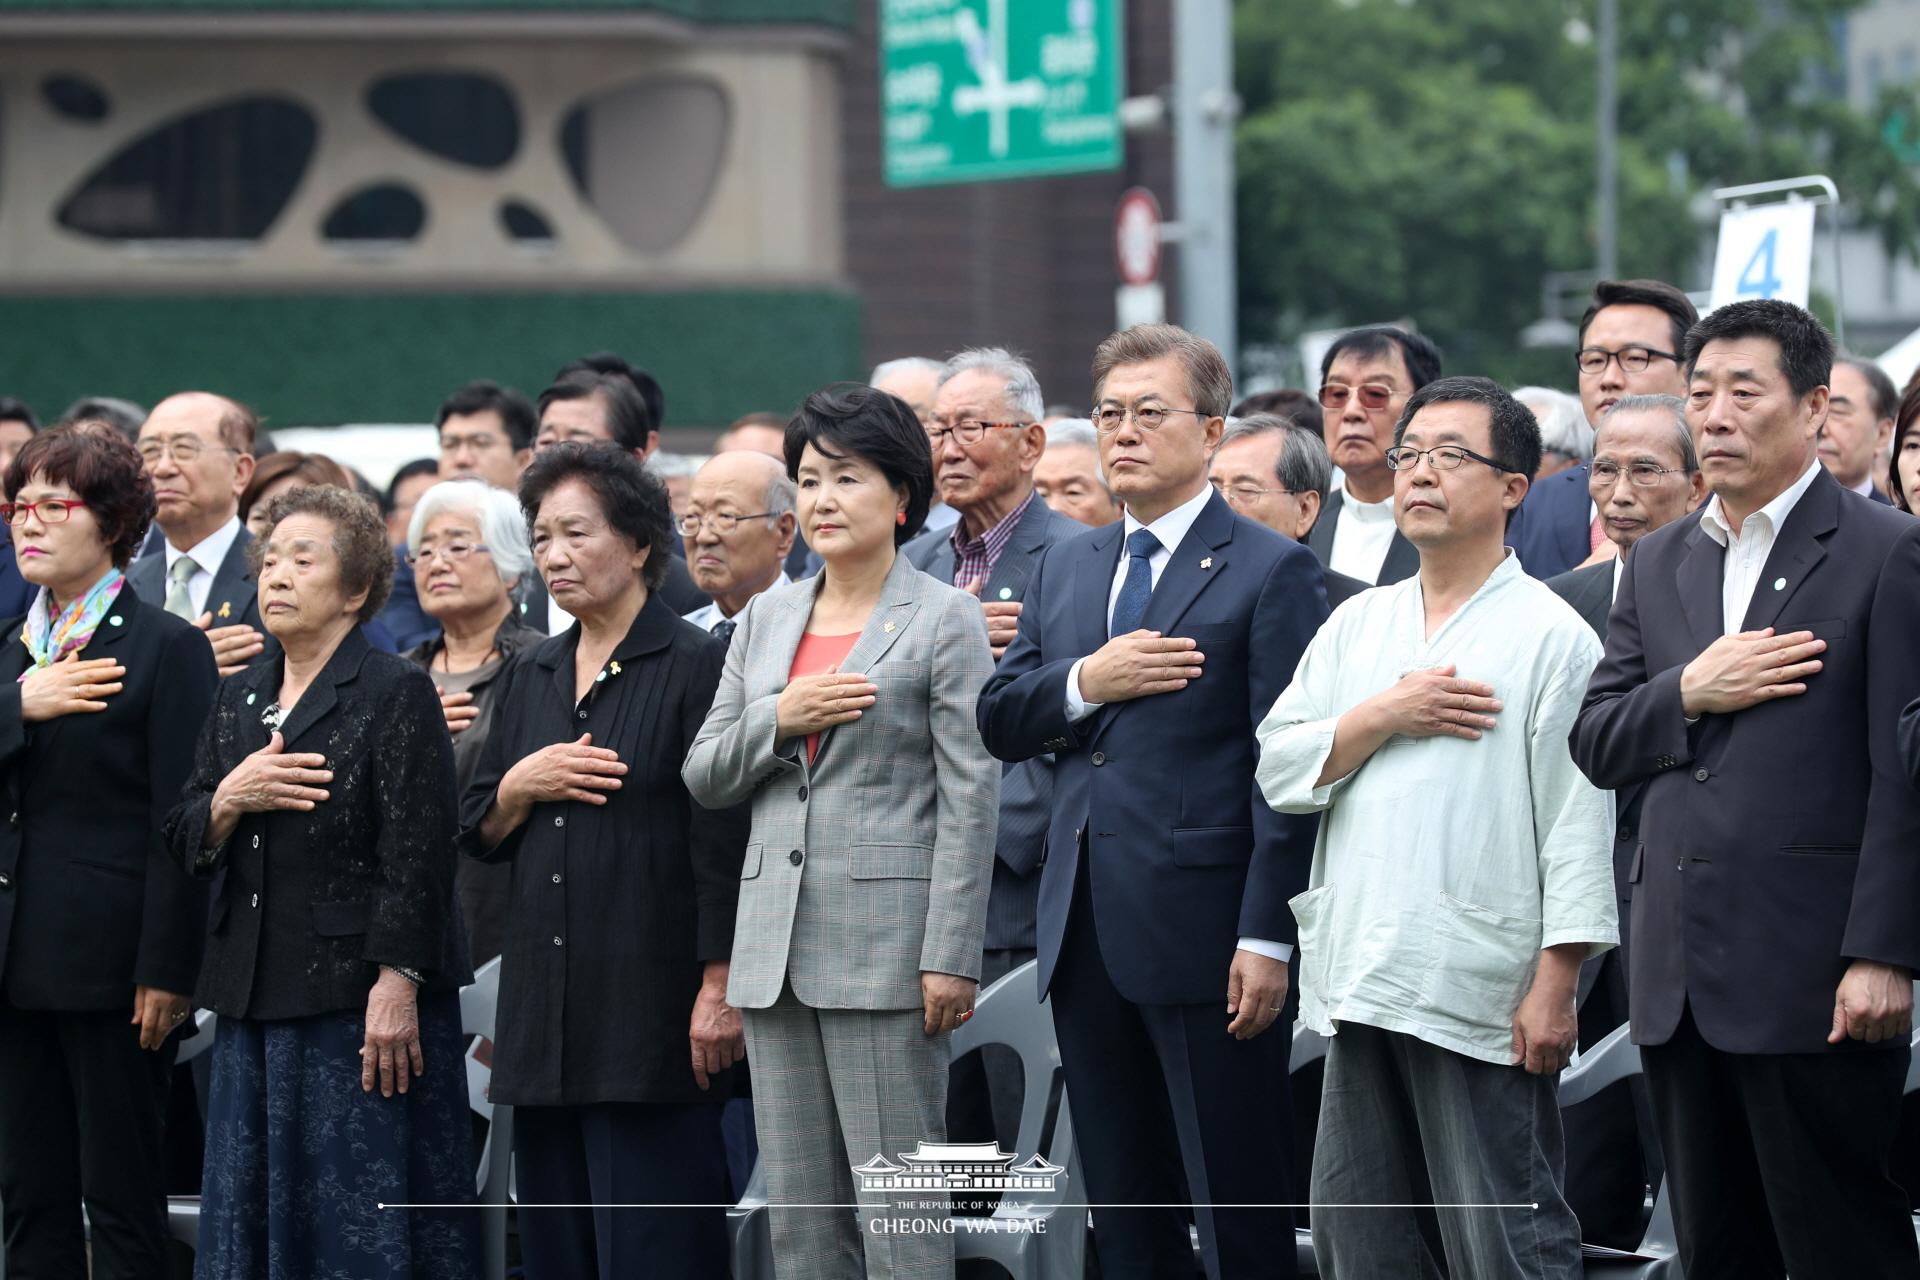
[{"left": 1234, "top": 0, "right": 1920, "bottom": 383}]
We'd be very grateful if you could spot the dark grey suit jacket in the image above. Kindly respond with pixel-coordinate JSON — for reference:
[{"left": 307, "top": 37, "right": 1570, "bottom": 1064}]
[
  {"left": 1305, "top": 490, "right": 1418, "bottom": 585},
  {"left": 909, "top": 496, "right": 1086, "bottom": 951},
  {"left": 1547, "top": 560, "right": 1614, "bottom": 642},
  {"left": 127, "top": 522, "right": 263, "bottom": 630}
]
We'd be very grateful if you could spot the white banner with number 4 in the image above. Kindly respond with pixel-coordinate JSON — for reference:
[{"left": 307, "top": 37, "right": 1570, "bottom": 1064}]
[{"left": 1709, "top": 201, "right": 1816, "bottom": 311}]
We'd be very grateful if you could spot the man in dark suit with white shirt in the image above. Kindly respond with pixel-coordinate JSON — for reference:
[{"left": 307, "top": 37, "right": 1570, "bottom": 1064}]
[
  {"left": 127, "top": 392, "right": 267, "bottom": 677},
  {"left": 979, "top": 324, "right": 1327, "bottom": 1279},
  {"left": 1572, "top": 300, "right": 1920, "bottom": 1278},
  {"left": 1510, "top": 279, "right": 1697, "bottom": 578},
  {"left": 1546, "top": 392, "right": 1703, "bottom": 1248},
  {"left": 1305, "top": 326, "right": 1441, "bottom": 587},
  {"left": 1822, "top": 357, "right": 1899, "bottom": 504},
  {"left": 1211, "top": 413, "right": 1368, "bottom": 609}
]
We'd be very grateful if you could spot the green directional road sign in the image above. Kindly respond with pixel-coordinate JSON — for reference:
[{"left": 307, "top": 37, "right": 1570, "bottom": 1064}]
[{"left": 881, "top": 0, "right": 1125, "bottom": 189}]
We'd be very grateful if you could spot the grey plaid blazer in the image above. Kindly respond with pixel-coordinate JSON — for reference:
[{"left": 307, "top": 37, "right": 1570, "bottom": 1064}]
[{"left": 683, "top": 551, "right": 1000, "bottom": 1011}]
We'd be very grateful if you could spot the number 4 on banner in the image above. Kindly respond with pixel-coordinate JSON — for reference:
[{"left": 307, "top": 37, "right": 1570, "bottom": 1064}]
[{"left": 1737, "top": 229, "right": 1783, "bottom": 300}]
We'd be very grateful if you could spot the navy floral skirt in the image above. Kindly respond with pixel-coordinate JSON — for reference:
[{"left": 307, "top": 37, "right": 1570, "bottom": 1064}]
[{"left": 194, "top": 990, "right": 480, "bottom": 1279}]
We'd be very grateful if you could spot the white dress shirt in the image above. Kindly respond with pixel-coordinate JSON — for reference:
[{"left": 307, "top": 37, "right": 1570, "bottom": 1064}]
[
  {"left": 683, "top": 572, "right": 790, "bottom": 632},
  {"left": 163, "top": 515, "right": 243, "bottom": 619},
  {"left": 1697, "top": 459, "right": 1822, "bottom": 634},
  {"left": 1063, "top": 484, "right": 1292, "bottom": 964},
  {"left": 1326, "top": 485, "right": 1398, "bottom": 584},
  {"left": 1610, "top": 550, "right": 1623, "bottom": 602},
  {"left": 1255, "top": 552, "right": 1617, "bottom": 1063}
]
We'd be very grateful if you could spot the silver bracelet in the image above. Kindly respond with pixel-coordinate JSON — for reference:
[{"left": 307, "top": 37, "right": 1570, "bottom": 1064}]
[{"left": 387, "top": 965, "right": 425, "bottom": 986}]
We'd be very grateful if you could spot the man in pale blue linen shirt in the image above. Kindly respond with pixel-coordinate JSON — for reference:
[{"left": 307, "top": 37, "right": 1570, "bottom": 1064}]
[{"left": 1256, "top": 376, "right": 1617, "bottom": 1279}]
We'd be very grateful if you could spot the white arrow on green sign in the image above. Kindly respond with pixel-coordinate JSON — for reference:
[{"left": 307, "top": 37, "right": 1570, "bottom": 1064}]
[{"left": 881, "top": 0, "right": 1125, "bottom": 189}]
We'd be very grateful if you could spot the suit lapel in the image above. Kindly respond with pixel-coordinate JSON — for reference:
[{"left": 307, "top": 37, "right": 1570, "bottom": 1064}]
[
  {"left": 1675, "top": 522, "right": 1728, "bottom": 653},
  {"left": 127, "top": 551, "right": 164, "bottom": 606},
  {"left": 982, "top": 498, "right": 1055, "bottom": 603},
  {"left": 1075, "top": 522, "right": 1125, "bottom": 651},
  {"left": 1740, "top": 471, "right": 1838, "bottom": 633},
  {"left": 274, "top": 629, "right": 368, "bottom": 748},
  {"left": 203, "top": 527, "right": 258, "bottom": 626},
  {"left": 1379, "top": 530, "right": 1421, "bottom": 585},
  {"left": 1138, "top": 490, "right": 1234, "bottom": 635},
  {"left": 813, "top": 555, "right": 923, "bottom": 766}
]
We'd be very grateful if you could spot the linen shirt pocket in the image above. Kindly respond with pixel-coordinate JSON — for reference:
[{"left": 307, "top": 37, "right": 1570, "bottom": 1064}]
[
  {"left": 1419, "top": 892, "right": 1540, "bottom": 1036},
  {"left": 1287, "top": 883, "right": 1336, "bottom": 1022}
]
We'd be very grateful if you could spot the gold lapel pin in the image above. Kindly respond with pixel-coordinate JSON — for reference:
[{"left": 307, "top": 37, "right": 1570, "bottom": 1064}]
[
  {"left": 609, "top": 661, "right": 622, "bottom": 675},
  {"left": 883, "top": 621, "right": 897, "bottom": 634},
  {"left": 217, "top": 601, "right": 232, "bottom": 619},
  {"left": 1200, "top": 557, "right": 1214, "bottom": 570}
]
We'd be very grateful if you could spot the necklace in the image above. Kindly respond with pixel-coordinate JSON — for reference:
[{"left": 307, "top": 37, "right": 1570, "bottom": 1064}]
[{"left": 437, "top": 643, "right": 498, "bottom": 674}]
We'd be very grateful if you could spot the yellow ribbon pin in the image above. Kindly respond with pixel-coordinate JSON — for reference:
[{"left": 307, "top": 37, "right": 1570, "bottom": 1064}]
[{"left": 217, "top": 601, "right": 232, "bottom": 619}]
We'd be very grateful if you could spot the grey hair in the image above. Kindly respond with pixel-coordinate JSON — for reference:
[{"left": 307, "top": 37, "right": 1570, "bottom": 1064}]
[
  {"left": 1043, "top": 417, "right": 1108, "bottom": 485},
  {"left": 1600, "top": 393, "right": 1698, "bottom": 471},
  {"left": 936, "top": 347, "right": 1046, "bottom": 422},
  {"left": 406, "top": 478, "right": 534, "bottom": 588},
  {"left": 868, "top": 356, "right": 943, "bottom": 385},
  {"left": 1513, "top": 386, "right": 1593, "bottom": 461},
  {"left": 1220, "top": 413, "right": 1333, "bottom": 505}
]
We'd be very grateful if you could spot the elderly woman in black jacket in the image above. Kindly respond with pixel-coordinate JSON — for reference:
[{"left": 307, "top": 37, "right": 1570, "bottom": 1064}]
[
  {"left": 0, "top": 423, "right": 218, "bottom": 1279},
  {"left": 166, "top": 484, "right": 477, "bottom": 1279},
  {"left": 460, "top": 443, "right": 749, "bottom": 1280}
]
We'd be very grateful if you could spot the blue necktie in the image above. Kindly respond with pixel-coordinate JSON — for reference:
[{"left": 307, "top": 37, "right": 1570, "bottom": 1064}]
[{"left": 1109, "top": 528, "right": 1162, "bottom": 637}]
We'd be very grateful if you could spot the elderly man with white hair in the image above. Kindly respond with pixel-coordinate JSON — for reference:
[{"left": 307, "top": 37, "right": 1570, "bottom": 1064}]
[
  {"left": 1516, "top": 386, "right": 1594, "bottom": 480},
  {"left": 1035, "top": 417, "right": 1123, "bottom": 527},
  {"left": 402, "top": 478, "right": 545, "bottom": 964},
  {"left": 679, "top": 450, "right": 797, "bottom": 644},
  {"left": 872, "top": 355, "right": 961, "bottom": 540}
]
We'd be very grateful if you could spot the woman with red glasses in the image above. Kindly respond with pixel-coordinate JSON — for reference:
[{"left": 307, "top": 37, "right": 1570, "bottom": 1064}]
[{"left": 0, "top": 422, "right": 219, "bottom": 1278}]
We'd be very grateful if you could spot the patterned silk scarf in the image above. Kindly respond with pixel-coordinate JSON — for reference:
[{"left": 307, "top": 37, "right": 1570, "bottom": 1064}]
[{"left": 18, "top": 568, "right": 126, "bottom": 680}]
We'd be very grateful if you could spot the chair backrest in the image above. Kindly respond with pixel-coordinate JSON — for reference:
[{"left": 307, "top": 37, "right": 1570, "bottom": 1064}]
[
  {"left": 948, "top": 960, "right": 1074, "bottom": 1206},
  {"left": 1290, "top": 1021, "right": 1329, "bottom": 1072},
  {"left": 460, "top": 955, "right": 502, "bottom": 1042},
  {"left": 1557, "top": 1021, "right": 1642, "bottom": 1107}
]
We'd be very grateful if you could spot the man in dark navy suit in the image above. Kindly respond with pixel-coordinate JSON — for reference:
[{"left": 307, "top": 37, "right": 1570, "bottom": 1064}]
[
  {"left": 978, "top": 324, "right": 1327, "bottom": 1279},
  {"left": 1822, "top": 357, "right": 1899, "bottom": 504},
  {"left": 1572, "top": 300, "right": 1920, "bottom": 1278},
  {"left": 1510, "top": 279, "right": 1697, "bottom": 578}
]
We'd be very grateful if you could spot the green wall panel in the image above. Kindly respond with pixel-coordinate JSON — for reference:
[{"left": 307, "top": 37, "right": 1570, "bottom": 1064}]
[{"left": 0, "top": 288, "right": 864, "bottom": 428}]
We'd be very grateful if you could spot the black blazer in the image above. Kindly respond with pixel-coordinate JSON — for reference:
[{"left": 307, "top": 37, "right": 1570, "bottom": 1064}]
[
  {"left": 0, "top": 587, "right": 218, "bottom": 1009},
  {"left": 458, "top": 593, "right": 749, "bottom": 1107},
  {"left": 126, "top": 524, "right": 264, "bottom": 632},
  {"left": 1571, "top": 467, "right": 1920, "bottom": 1054},
  {"left": 910, "top": 495, "right": 1088, "bottom": 951},
  {"left": 167, "top": 630, "right": 472, "bottom": 1020},
  {"left": 1305, "top": 490, "right": 1418, "bottom": 585},
  {"left": 1547, "top": 560, "right": 1614, "bottom": 642},
  {"left": 1903, "top": 695, "right": 1920, "bottom": 789}
]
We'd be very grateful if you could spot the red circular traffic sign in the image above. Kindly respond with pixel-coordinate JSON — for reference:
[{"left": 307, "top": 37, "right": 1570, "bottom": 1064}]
[{"left": 1114, "top": 187, "right": 1163, "bottom": 287}]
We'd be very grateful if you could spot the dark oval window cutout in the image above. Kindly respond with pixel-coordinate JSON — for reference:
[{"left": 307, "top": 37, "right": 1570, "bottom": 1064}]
[
  {"left": 499, "top": 199, "right": 554, "bottom": 242},
  {"left": 57, "top": 96, "right": 316, "bottom": 240},
  {"left": 368, "top": 72, "right": 519, "bottom": 169},
  {"left": 43, "top": 74, "right": 110, "bottom": 122},
  {"left": 559, "top": 78, "right": 729, "bottom": 254},
  {"left": 323, "top": 184, "right": 426, "bottom": 242}
]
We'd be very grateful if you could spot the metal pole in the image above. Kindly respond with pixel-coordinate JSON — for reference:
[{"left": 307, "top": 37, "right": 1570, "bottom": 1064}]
[
  {"left": 1172, "top": 0, "right": 1238, "bottom": 380},
  {"left": 1596, "top": 0, "right": 1618, "bottom": 280}
]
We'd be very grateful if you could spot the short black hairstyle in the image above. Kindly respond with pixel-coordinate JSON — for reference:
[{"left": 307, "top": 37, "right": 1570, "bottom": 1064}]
[
  {"left": 1230, "top": 387, "right": 1323, "bottom": 435},
  {"left": 557, "top": 352, "right": 666, "bottom": 435},
  {"left": 783, "top": 383, "right": 934, "bottom": 546},
  {"left": 518, "top": 440, "right": 675, "bottom": 591},
  {"left": 538, "top": 371, "right": 654, "bottom": 454},
  {"left": 60, "top": 396, "right": 147, "bottom": 442},
  {"left": 1578, "top": 279, "right": 1699, "bottom": 356},
  {"left": 5, "top": 423, "right": 155, "bottom": 567},
  {"left": 0, "top": 397, "right": 39, "bottom": 431},
  {"left": 1393, "top": 375, "right": 1543, "bottom": 516},
  {"left": 384, "top": 457, "right": 440, "bottom": 514},
  {"left": 437, "top": 379, "right": 536, "bottom": 451},
  {"left": 1683, "top": 298, "right": 1834, "bottom": 399},
  {"left": 1834, "top": 355, "right": 1899, "bottom": 422},
  {"left": 1319, "top": 326, "right": 1443, "bottom": 392}
]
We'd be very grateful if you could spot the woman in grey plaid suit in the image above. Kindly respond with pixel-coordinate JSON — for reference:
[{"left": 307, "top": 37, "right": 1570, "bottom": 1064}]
[{"left": 685, "top": 384, "right": 1000, "bottom": 1279}]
